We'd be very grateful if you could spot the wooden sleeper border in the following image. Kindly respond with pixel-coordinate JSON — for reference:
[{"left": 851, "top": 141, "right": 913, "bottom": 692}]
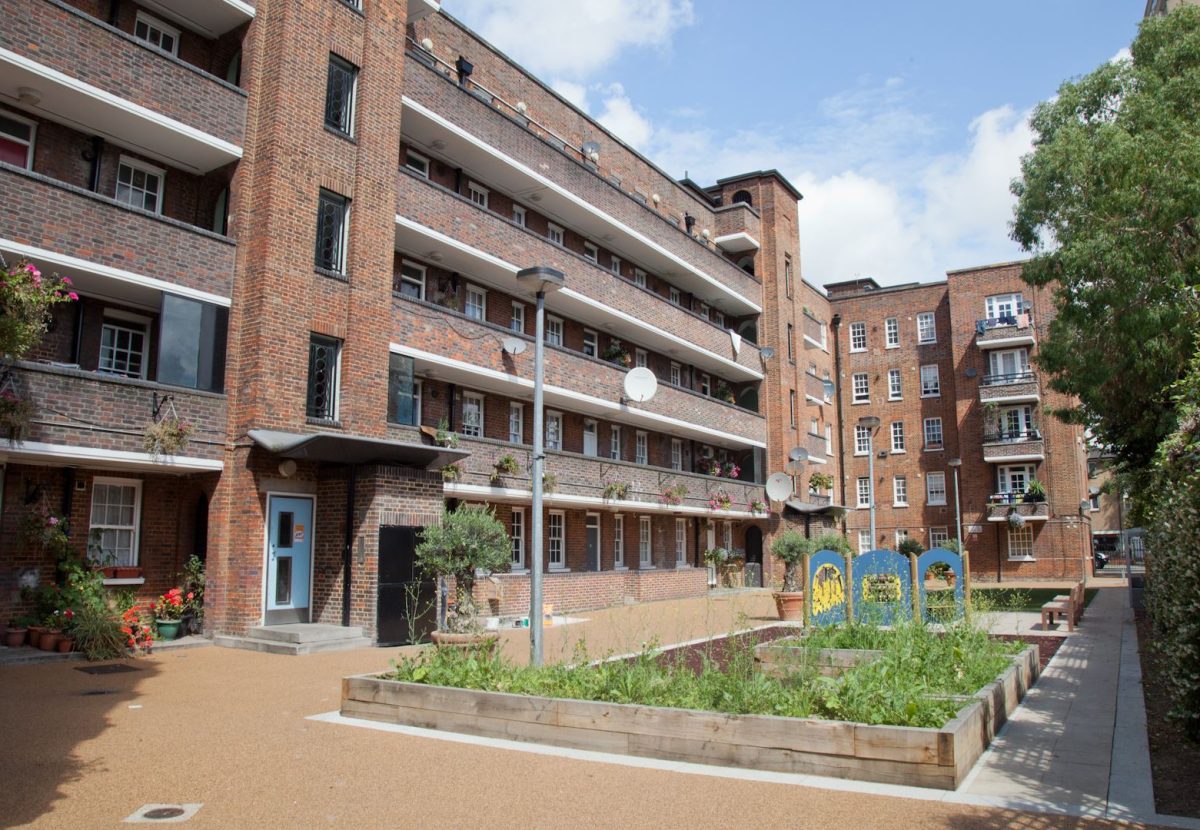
[{"left": 340, "top": 645, "right": 1039, "bottom": 790}]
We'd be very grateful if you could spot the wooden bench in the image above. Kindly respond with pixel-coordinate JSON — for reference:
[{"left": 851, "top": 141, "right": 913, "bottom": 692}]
[{"left": 1041, "top": 582, "right": 1084, "bottom": 631}]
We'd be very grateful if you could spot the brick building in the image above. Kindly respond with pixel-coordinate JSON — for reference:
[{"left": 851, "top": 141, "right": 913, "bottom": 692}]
[
  {"left": 0, "top": 0, "right": 836, "bottom": 643},
  {"left": 827, "top": 263, "right": 1092, "bottom": 581}
]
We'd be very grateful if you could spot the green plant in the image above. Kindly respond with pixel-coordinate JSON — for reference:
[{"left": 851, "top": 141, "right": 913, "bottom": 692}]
[
  {"left": 707, "top": 488, "right": 732, "bottom": 511},
  {"left": 442, "top": 463, "right": 462, "bottom": 482},
  {"left": 415, "top": 505, "right": 511, "bottom": 634},
  {"left": 812, "top": 532, "right": 852, "bottom": 556},
  {"left": 702, "top": 547, "right": 731, "bottom": 566},
  {"left": 154, "top": 587, "right": 185, "bottom": 621},
  {"left": 541, "top": 472, "right": 557, "bottom": 494},
  {"left": 0, "top": 389, "right": 34, "bottom": 441},
  {"left": 180, "top": 554, "right": 205, "bottom": 625},
  {"left": 714, "top": 383, "right": 736, "bottom": 404},
  {"left": 143, "top": 416, "right": 192, "bottom": 456},
  {"left": 897, "top": 537, "right": 924, "bottom": 557},
  {"left": 940, "top": 538, "right": 963, "bottom": 554},
  {"left": 493, "top": 454, "right": 520, "bottom": 476},
  {"left": 601, "top": 341, "right": 631, "bottom": 366},
  {"left": 808, "top": 471, "right": 835, "bottom": 492},
  {"left": 70, "top": 604, "right": 126, "bottom": 661},
  {"left": 0, "top": 258, "right": 78, "bottom": 361},
  {"left": 770, "top": 530, "right": 816, "bottom": 592},
  {"left": 1024, "top": 479, "right": 1047, "bottom": 502},
  {"left": 747, "top": 498, "right": 766, "bottom": 515},
  {"left": 434, "top": 418, "right": 460, "bottom": 448},
  {"left": 602, "top": 481, "right": 631, "bottom": 501}
]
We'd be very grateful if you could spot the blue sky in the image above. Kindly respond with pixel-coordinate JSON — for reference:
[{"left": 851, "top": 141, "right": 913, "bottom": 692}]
[{"left": 449, "top": 1, "right": 1141, "bottom": 286}]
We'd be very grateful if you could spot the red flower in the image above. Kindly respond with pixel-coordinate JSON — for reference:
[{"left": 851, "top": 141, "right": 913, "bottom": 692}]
[{"left": 186, "top": 592, "right": 194, "bottom": 601}]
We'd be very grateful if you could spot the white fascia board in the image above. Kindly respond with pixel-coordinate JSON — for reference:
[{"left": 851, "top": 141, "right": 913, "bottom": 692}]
[
  {"left": 400, "top": 97, "right": 761, "bottom": 315},
  {"left": 712, "top": 232, "right": 761, "bottom": 252},
  {"left": 0, "top": 239, "right": 231, "bottom": 307},
  {"left": 983, "top": 453, "right": 1046, "bottom": 463},
  {"left": 0, "top": 440, "right": 223, "bottom": 472},
  {"left": 444, "top": 483, "right": 758, "bottom": 519},
  {"left": 390, "top": 343, "right": 767, "bottom": 450}
]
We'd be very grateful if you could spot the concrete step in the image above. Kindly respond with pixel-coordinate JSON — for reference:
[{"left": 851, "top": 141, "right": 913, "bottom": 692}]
[
  {"left": 213, "top": 634, "right": 374, "bottom": 656},
  {"left": 247, "top": 624, "right": 365, "bottom": 645}
]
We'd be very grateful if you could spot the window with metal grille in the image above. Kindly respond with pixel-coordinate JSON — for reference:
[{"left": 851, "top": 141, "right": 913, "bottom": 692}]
[
  {"left": 306, "top": 334, "right": 341, "bottom": 420},
  {"left": 325, "top": 54, "right": 358, "bottom": 136},
  {"left": 315, "top": 190, "right": 349, "bottom": 274}
]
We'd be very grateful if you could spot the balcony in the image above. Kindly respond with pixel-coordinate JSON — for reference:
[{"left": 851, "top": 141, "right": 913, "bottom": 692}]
[
  {"left": 979, "top": 371, "right": 1040, "bottom": 404},
  {"left": 0, "top": 165, "right": 235, "bottom": 303},
  {"left": 975, "top": 315, "right": 1036, "bottom": 350},
  {"left": 711, "top": 202, "right": 761, "bottom": 253},
  {"left": 139, "top": 0, "right": 255, "bottom": 38},
  {"left": 803, "top": 370, "right": 831, "bottom": 405},
  {"left": 805, "top": 431, "right": 828, "bottom": 464},
  {"left": 802, "top": 310, "right": 828, "bottom": 351},
  {"left": 986, "top": 495, "right": 1050, "bottom": 522},
  {"left": 0, "top": 0, "right": 244, "bottom": 173},
  {"left": 3, "top": 362, "right": 226, "bottom": 471},
  {"left": 393, "top": 172, "right": 762, "bottom": 383},
  {"left": 982, "top": 429, "right": 1045, "bottom": 463}
]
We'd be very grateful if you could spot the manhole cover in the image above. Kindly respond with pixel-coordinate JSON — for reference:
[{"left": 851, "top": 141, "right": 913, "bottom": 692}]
[
  {"left": 75, "top": 663, "right": 140, "bottom": 675},
  {"left": 143, "top": 808, "right": 186, "bottom": 820}
]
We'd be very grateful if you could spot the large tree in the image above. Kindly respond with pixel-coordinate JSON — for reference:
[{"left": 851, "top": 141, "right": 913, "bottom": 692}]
[{"left": 1011, "top": 7, "right": 1200, "bottom": 484}]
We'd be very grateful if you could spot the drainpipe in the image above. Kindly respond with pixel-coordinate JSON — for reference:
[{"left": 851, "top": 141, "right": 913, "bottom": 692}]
[
  {"left": 342, "top": 464, "right": 357, "bottom": 627},
  {"left": 830, "top": 314, "right": 847, "bottom": 524},
  {"left": 86, "top": 137, "right": 104, "bottom": 193},
  {"left": 108, "top": 0, "right": 120, "bottom": 26}
]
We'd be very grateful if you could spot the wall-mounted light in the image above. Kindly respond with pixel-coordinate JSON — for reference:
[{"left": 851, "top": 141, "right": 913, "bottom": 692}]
[
  {"left": 278, "top": 459, "right": 298, "bottom": 478},
  {"left": 17, "top": 87, "right": 41, "bottom": 107},
  {"left": 420, "top": 38, "right": 434, "bottom": 51}
]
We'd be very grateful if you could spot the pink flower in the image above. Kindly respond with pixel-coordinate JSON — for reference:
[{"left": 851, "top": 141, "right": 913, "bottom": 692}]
[
  {"left": 61, "top": 276, "right": 72, "bottom": 286},
  {"left": 48, "top": 517, "right": 59, "bottom": 526},
  {"left": 24, "top": 264, "right": 40, "bottom": 277},
  {"left": 68, "top": 292, "right": 79, "bottom": 301}
]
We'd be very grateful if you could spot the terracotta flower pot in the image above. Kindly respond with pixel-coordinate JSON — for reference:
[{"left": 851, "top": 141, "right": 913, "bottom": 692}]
[
  {"left": 57, "top": 637, "right": 73, "bottom": 653},
  {"left": 3, "top": 628, "right": 27, "bottom": 648},
  {"left": 39, "top": 630, "right": 62, "bottom": 651},
  {"left": 114, "top": 567, "right": 142, "bottom": 579},
  {"left": 27, "top": 626, "right": 46, "bottom": 648},
  {"left": 773, "top": 591, "right": 806, "bottom": 622}
]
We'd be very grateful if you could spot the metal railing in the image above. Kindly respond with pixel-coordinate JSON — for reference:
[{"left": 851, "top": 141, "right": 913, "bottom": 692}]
[
  {"left": 982, "top": 428, "right": 1042, "bottom": 443},
  {"left": 975, "top": 314, "right": 1034, "bottom": 335},
  {"left": 981, "top": 370, "right": 1035, "bottom": 387}
]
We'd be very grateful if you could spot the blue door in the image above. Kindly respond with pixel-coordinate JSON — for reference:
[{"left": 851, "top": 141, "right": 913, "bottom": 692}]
[{"left": 266, "top": 495, "right": 314, "bottom": 625}]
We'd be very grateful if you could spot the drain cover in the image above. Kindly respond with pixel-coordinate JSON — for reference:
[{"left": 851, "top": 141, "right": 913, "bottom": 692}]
[
  {"left": 76, "top": 663, "right": 140, "bottom": 675},
  {"left": 124, "top": 803, "right": 202, "bottom": 824},
  {"left": 143, "top": 808, "right": 185, "bottom": 820}
]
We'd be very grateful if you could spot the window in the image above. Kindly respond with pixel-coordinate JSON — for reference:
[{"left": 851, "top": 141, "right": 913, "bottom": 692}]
[
  {"left": 669, "top": 287, "right": 681, "bottom": 305},
  {"left": 670, "top": 362, "right": 681, "bottom": 386},
  {"left": 549, "top": 512, "right": 566, "bottom": 569},
  {"left": 1007, "top": 525, "right": 1034, "bottom": 560},
  {"left": 510, "top": 510, "right": 525, "bottom": 569},
  {"left": 324, "top": 54, "right": 358, "bottom": 136},
  {"left": 510, "top": 302, "right": 525, "bottom": 333},
  {"left": 784, "top": 256, "right": 794, "bottom": 298},
  {"left": 714, "top": 311, "right": 725, "bottom": 328},
  {"left": 0, "top": 109, "right": 36, "bottom": 169},
  {"left": 857, "top": 477, "right": 872, "bottom": 508},
  {"left": 699, "top": 301, "right": 709, "bottom": 319},
  {"left": 90, "top": 478, "right": 142, "bottom": 567},
  {"left": 852, "top": 373, "right": 869, "bottom": 404},
  {"left": 610, "top": 425, "right": 622, "bottom": 460},
  {"left": 786, "top": 323, "right": 795, "bottom": 360},
  {"left": 887, "top": 368, "right": 902, "bottom": 400},
  {"left": 825, "top": 423, "right": 833, "bottom": 456},
  {"left": 676, "top": 518, "right": 687, "bottom": 564},
  {"left": 583, "top": 242, "right": 598, "bottom": 263},
  {"left": 156, "top": 295, "right": 228, "bottom": 392},
  {"left": 891, "top": 421, "right": 905, "bottom": 453},
  {"left": 468, "top": 182, "right": 489, "bottom": 209},
  {"left": 920, "top": 364, "right": 940, "bottom": 397},
  {"left": 508, "top": 403, "right": 524, "bottom": 444},
  {"left": 314, "top": 189, "right": 349, "bottom": 273},
  {"left": 639, "top": 517, "right": 652, "bottom": 566},
  {"left": 545, "top": 411, "right": 562, "bottom": 451},
  {"left": 998, "top": 405, "right": 1036, "bottom": 439},
  {"left": 917, "top": 312, "right": 936, "bottom": 344},
  {"left": 893, "top": 476, "right": 908, "bottom": 506},
  {"left": 461, "top": 392, "right": 483, "bottom": 437},
  {"left": 810, "top": 417, "right": 819, "bottom": 437},
  {"left": 857, "top": 529, "right": 872, "bottom": 554},
  {"left": 671, "top": 438, "right": 682, "bottom": 471},
  {"left": 583, "top": 419, "right": 598, "bottom": 457},
  {"left": 582, "top": 329, "right": 598, "bottom": 358},
  {"left": 635, "top": 349, "right": 648, "bottom": 369},
  {"left": 306, "top": 334, "right": 341, "bottom": 421},
  {"left": 511, "top": 204, "right": 527, "bottom": 226},
  {"left": 99, "top": 316, "right": 148, "bottom": 379},
  {"left": 398, "top": 260, "right": 425, "bottom": 300},
  {"left": 548, "top": 224, "right": 564, "bottom": 246},
  {"left": 1090, "top": 493, "right": 1102, "bottom": 511},
  {"left": 613, "top": 515, "right": 625, "bottom": 567},
  {"left": 634, "top": 269, "right": 647, "bottom": 288},
  {"left": 923, "top": 417, "right": 944, "bottom": 450},
  {"left": 546, "top": 316, "right": 563, "bottom": 347},
  {"left": 850, "top": 322, "right": 867, "bottom": 352},
  {"left": 610, "top": 255, "right": 622, "bottom": 275},
  {"left": 405, "top": 150, "right": 430, "bottom": 178},
  {"left": 930, "top": 527, "right": 950, "bottom": 548},
  {"left": 854, "top": 425, "right": 871, "bottom": 455},
  {"left": 635, "top": 431, "right": 648, "bottom": 465},
  {"left": 988, "top": 348, "right": 1030, "bottom": 381},
  {"left": 700, "top": 373, "right": 711, "bottom": 397},
  {"left": 895, "top": 529, "right": 909, "bottom": 547},
  {"left": 986, "top": 293, "right": 1024, "bottom": 321},
  {"left": 116, "top": 157, "right": 164, "bottom": 214},
  {"left": 927, "top": 472, "right": 947, "bottom": 505},
  {"left": 998, "top": 464, "right": 1036, "bottom": 496},
  {"left": 386, "top": 353, "right": 420, "bottom": 426},
  {"left": 885, "top": 317, "right": 899, "bottom": 348},
  {"left": 464, "top": 285, "right": 486, "bottom": 321},
  {"left": 134, "top": 11, "right": 179, "bottom": 55}
]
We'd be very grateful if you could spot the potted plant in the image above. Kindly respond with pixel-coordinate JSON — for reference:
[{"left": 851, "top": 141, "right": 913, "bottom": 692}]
[
  {"left": 493, "top": 454, "right": 520, "bottom": 479},
  {"left": 442, "top": 463, "right": 463, "bottom": 482},
  {"left": 714, "top": 383, "right": 736, "bottom": 404},
  {"left": 770, "top": 531, "right": 815, "bottom": 621},
  {"left": 748, "top": 498, "right": 767, "bottom": 515},
  {"left": 721, "top": 460, "right": 741, "bottom": 479},
  {"left": 1024, "top": 479, "right": 1047, "bottom": 503},
  {"left": 154, "top": 588, "right": 185, "bottom": 640},
  {"left": 707, "top": 488, "right": 733, "bottom": 511},
  {"left": 177, "top": 555, "right": 205, "bottom": 636},
  {"left": 434, "top": 418, "right": 460, "bottom": 448},
  {"left": 602, "top": 342, "right": 631, "bottom": 367},
  {"left": 5, "top": 616, "right": 31, "bottom": 647},
  {"left": 415, "top": 505, "right": 511, "bottom": 649},
  {"left": 808, "top": 471, "right": 835, "bottom": 492}
]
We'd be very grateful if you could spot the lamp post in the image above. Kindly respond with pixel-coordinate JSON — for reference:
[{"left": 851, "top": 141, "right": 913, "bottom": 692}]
[
  {"left": 858, "top": 416, "right": 880, "bottom": 547},
  {"left": 948, "top": 458, "right": 963, "bottom": 551},
  {"left": 516, "top": 266, "right": 564, "bottom": 667}
]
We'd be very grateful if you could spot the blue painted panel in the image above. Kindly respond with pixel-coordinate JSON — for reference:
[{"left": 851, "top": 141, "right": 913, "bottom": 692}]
[
  {"left": 916, "top": 547, "right": 965, "bottom": 623},
  {"left": 851, "top": 549, "right": 912, "bottom": 626}
]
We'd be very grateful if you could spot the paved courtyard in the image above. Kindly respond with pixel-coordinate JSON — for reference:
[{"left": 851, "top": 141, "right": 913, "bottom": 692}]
[{"left": 0, "top": 587, "right": 1185, "bottom": 829}]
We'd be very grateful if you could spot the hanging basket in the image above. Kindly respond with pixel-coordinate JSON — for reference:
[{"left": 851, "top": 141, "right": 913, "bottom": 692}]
[{"left": 1007, "top": 508, "right": 1026, "bottom": 529}]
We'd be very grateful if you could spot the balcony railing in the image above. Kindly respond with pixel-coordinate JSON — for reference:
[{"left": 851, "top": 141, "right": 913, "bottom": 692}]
[
  {"left": 981, "top": 370, "right": 1034, "bottom": 387},
  {"left": 979, "top": 371, "right": 1040, "bottom": 404},
  {"left": 975, "top": 314, "right": 1036, "bottom": 349},
  {"left": 982, "top": 428, "right": 1042, "bottom": 443},
  {"left": 986, "top": 497, "right": 1050, "bottom": 522}
]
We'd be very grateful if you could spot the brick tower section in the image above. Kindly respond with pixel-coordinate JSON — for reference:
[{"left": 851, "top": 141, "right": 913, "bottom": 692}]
[{"left": 207, "top": 0, "right": 409, "bottom": 635}]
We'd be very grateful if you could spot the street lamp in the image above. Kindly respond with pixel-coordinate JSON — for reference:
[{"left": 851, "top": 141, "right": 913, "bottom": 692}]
[
  {"left": 516, "top": 266, "right": 564, "bottom": 667},
  {"left": 857, "top": 416, "right": 880, "bottom": 547},
  {"left": 948, "top": 458, "right": 963, "bottom": 551}
]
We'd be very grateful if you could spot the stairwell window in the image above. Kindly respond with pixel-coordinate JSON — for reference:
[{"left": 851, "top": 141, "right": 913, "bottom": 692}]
[
  {"left": 134, "top": 11, "right": 179, "bottom": 56},
  {"left": 306, "top": 334, "right": 341, "bottom": 421},
  {"left": 917, "top": 312, "right": 936, "bottom": 344},
  {"left": 314, "top": 189, "right": 349, "bottom": 274},
  {"left": 324, "top": 54, "right": 358, "bottom": 136},
  {"left": 116, "top": 157, "right": 164, "bottom": 215},
  {"left": 920, "top": 364, "right": 941, "bottom": 397},
  {"left": 90, "top": 478, "right": 142, "bottom": 567}
]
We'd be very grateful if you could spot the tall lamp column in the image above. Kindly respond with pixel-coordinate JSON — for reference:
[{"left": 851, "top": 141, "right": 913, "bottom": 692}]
[{"left": 858, "top": 416, "right": 881, "bottom": 547}]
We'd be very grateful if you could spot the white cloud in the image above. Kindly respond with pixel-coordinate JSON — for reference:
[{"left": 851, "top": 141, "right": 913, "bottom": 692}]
[
  {"left": 448, "top": 0, "right": 694, "bottom": 79},
  {"left": 595, "top": 84, "right": 653, "bottom": 150},
  {"left": 550, "top": 80, "right": 589, "bottom": 111}
]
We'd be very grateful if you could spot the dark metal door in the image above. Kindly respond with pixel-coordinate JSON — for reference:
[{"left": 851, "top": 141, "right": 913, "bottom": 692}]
[
  {"left": 744, "top": 526, "right": 764, "bottom": 588},
  {"left": 377, "top": 526, "right": 435, "bottom": 646}
]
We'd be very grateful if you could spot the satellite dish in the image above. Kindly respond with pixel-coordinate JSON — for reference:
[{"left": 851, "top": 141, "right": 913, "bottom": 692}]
[
  {"left": 501, "top": 337, "right": 526, "bottom": 355},
  {"left": 788, "top": 447, "right": 809, "bottom": 462},
  {"left": 582, "top": 140, "right": 601, "bottom": 158},
  {"left": 623, "top": 367, "right": 658, "bottom": 403},
  {"left": 760, "top": 346, "right": 776, "bottom": 360},
  {"left": 765, "top": 473, "right": 792, "bottom": 503},
  {"left": 965, "top": 368, "right": 978, "bottom": 378}
]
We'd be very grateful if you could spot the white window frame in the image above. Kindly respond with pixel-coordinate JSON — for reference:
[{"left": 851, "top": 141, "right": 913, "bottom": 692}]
[
  {"left": 723, "top": 521, "right": 733, "bottom": 552},
  {"left": 0, "top": 108, "right": 36, "bottom": 170},
  {"left": 610, "top": 425, "right": 622, "bottom": 460},
  {"left": 464, "top": 285, "right": 487, "bottom": 321},
  {"left": 891, "top": 421, "right": 905, "bottom": 453},
  {"left": 669, "top": 287, "right": 681, "bottom": 305},
  {"left": 511, "top": 204, "right": 527, "bottom": 226},
  {"left": 545, "top": 411, "right": 562, "bottom": 451},
  {"left": 997, "top": 464, "right": 1036, "bottom": 496},
  {"left": 405, "top": 150, "right": 430, "bottom": 178},
  {"left": 675, "top": 518, "right": 687, "bottom": 564},
  {"left": 398, "top": 260, "right": 426, "bottom": 301},
  {"left": 635, "top": 348, "right": 648, "bottom": 369},
  {"left": 930, "top": 527, "right": 950, "bottom": 548},
  {"left": 510, "top": 509, "right": 526, "bottom": 570},
  {"left": 613, "top": 515, "right": 625, "bottom": 568},
  {"left": 849, "top": 322, "right": 867, "bottom": 352},
  {"left": 714, "top": 310, "right": 726, "bottom": 328},
  {"left": 461, "top": 392, "right": 484, "bottom": 438},
  {"left": 884, "top": 317, "right": 899, "bottom": 348},
  {"left": 583, "top": 418, "right": 598, "bottom": 457},
  {"left": 926, "top": 472, "right": 947, "bottom": 506},
  {"left": 635, "top": 430, "right": 648, "bottom": 465},
  {"left": 857, "top": 529, "right": 873, "bottom": 554},
  {"left": 638, "top": 516, "right": 653, "bottom": 567},
  {"left": 116, "top": 155, "right": 165, "bottom": 215},
  {"left": 887, "top": 368, "right": 902, "bottom": 400},
  {"left": 468, "top": 182, "right": 489, "bottom": 209},
  {"left": 917, "top": 312, "right": 936, "bottom": 344},
  {"left": 825, "top": 424, "right": 833, "bottom": 457},
  {"left": 789, "top": 390, "right": 797, "bottom": 427},
  {"left": 610, "top": 255, "right": 622, "bottom": 275},
  {"left": 852, "top": 373, "right": 869, "bottom": 404},
  {"left": 508, "top": 402, "right": 524, "bottom": 444},
  {"left": 893, "top": 475, "right": 908, "bottom": 507},
  {"left": 854, "top": 424, "right": 871, "bottom": 455},
  {"left": 583, "top": 242, "right": 599, "bottom": 263},
  {"left": 895, "top": 529, "right": 909, "bottom": 547},
  {"left": 924, "top": 417, "right": 944, "bottom": 450},
  {"left": 548, "top": 223, "right": 564, "bottom": 246},
  {"left": 699, "top": 301, "right": 710, "bottom": 318},
  {"left": 582, "top": 329, "right": 598, "bottom": 358},
  {"left": 634, "top": 268, "right": 647, "bottom": 288},
  {"left": 89, "top": 477, "right": 143, "bottom": 567},
  {"left": 856, "top": 477, "right": 871, "bottom": 508},
  {"left": 549, "top": 511, "right": 566, "bottom": 570},
  {"left": 920, "top": 364, "right": 940, "bottom": 398},
  {"left": 134, "top": 10, "right": 180, "bottom": 56},
  {"left": 986, "top": 293, "right": 1024, "bottom": 321},
  {"left": 510, "top": 301, "right": 525, "bottom": 333},
  {"left": 99, "top": 312, "right": 150, "bottom": 379},
  {"left": 669, "top": 362, "right": 681, "bottom": 386},
  {"left": 700, "top": 373, "right": 711, "bottom": 397},
  {"left": 671, "top": 438, "right": 682, "bottom": 471},
  {"left": 1007, "top": 525, "right": 1035, "bottom": 561},
  {"left": 546, "top": 315, "right": 563, "bottom": 347}
]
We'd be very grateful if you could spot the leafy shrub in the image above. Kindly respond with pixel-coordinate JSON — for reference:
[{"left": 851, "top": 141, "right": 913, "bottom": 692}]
[
  {"left": 770, "top": 530, "right": 815, "bottom": 591},
  {"left": 415, "top": 505, "right": 510, "bottom": 633},
  {"left": 71, "top": 604, "right": 126, "bottom": 661},
  {"left": 897, "top": 537, "right": 924, "bottom": 557}
]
